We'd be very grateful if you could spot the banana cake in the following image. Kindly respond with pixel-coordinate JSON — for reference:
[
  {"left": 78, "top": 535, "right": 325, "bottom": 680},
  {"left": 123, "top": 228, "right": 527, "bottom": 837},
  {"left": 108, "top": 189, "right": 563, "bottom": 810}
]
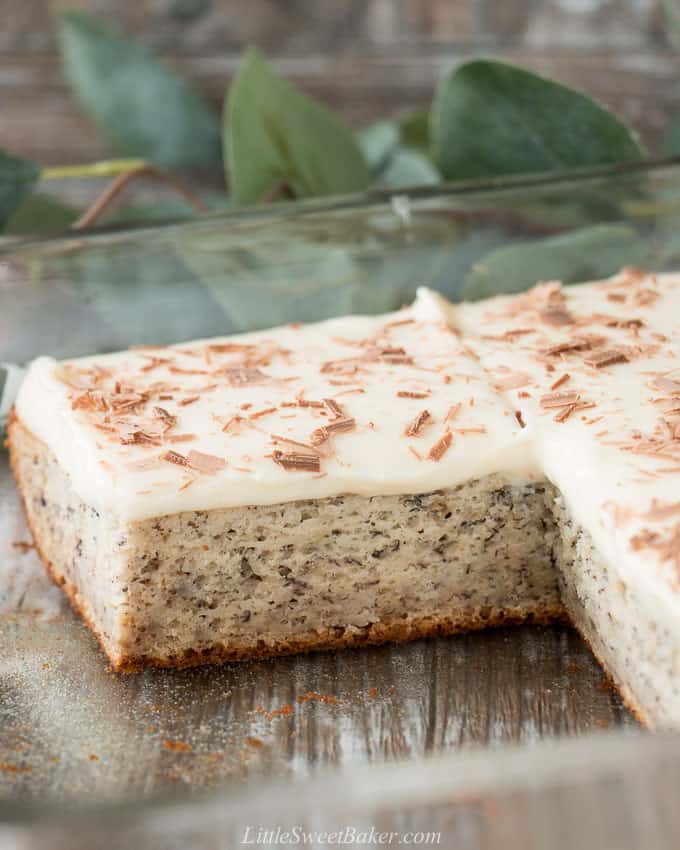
[{"left": 8, "top": 267, "right": 680, "bottom": 729}]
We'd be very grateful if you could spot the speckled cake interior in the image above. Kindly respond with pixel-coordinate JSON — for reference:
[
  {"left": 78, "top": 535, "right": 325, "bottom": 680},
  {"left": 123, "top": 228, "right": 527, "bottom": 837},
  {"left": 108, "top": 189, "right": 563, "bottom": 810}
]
[
  {"left": 9, "top": 268, "right": 680, "bottom": 730},
  {"left": 10, "top": 417, "right": 563, "bottom": 670}
]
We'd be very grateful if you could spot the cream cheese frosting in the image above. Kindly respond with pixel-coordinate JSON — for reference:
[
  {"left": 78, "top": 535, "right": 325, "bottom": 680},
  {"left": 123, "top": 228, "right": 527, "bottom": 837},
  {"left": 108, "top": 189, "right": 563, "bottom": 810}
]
[
  {"left": 14, "top": 268, "right": 680, "bottom": 597},
  {"left": 457, "top": 268, "right": 680, "bottom": 606},
  {"left": 15, "top": 294, "right": 535, "bottom": 521}
]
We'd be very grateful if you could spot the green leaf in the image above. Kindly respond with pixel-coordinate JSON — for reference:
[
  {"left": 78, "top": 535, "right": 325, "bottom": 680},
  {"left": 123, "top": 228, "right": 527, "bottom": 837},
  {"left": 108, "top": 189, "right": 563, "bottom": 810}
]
[
  {"left": 379, "top": 149, "right": 440, "bottom": 189},
  {"left": 432, "top": 60, "right": 644, "bottom": 182},
  {"left": 4, "top": 193, "right": 78, "bottom": 234},
  {"left": 0, "top": 151, "right": 40, "bottom": 230},
  {"left": 357, "top": 121, "right": 400, "bottom": 177},
  {"left": 399, "top": 109, "right": 431, "bottom": 157},
  {"left": 59, "top": 11, "right": 221, "bottom": 170},
  {"left": 225, "top": 48, "right": 371, "bottom": 206},
  {"left": 462, "top": 223, "right": 649, "bottom": 301}
]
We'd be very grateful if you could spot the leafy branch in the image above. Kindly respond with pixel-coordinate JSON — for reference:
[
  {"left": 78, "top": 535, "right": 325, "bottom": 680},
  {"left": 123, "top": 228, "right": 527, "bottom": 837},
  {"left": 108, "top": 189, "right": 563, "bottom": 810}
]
[{"left": 0, "top": 8, "right": 661, "bottom": 237}]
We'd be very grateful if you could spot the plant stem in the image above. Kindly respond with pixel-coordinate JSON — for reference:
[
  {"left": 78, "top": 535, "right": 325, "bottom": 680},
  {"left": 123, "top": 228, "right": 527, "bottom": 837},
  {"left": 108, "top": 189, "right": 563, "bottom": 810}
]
[
  {"left": 41, "top": 159, "right": 149, "bottom": 181},
  {"left": 72, "top": 164, "right": 209, "bottom": 229}
]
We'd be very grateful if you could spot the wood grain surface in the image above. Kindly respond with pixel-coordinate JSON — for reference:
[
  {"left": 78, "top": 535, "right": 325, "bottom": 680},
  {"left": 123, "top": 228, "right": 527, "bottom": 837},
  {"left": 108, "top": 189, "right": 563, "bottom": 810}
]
[{"left": 1, "top": 0, "right": 678, "bottom": 168}]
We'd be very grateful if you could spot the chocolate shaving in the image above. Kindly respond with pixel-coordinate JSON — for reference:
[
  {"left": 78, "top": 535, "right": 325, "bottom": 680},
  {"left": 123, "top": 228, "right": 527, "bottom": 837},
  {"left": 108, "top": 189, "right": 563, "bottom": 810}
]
[
  {"left": 540, "top": 391, "right": 581, "bottom": 409},
  {"left": 539, "top": 305, "right": 574, "bottom": 326},
  {"left": 271, "top": 435, "right": 319, "bottom": 454},
  {"left": 222, "top": 367, "right": 268, "bottom": 386},
  {"left": 445, "top": 403, "right": 462, "bottom": 422},
  {"left": 396, "top": 390, "right": 431, "bottom": 399},
  {"left": 120, "top": 430, "right": 161, "bottom": 446},
  {"left": 310, "top": 417, "right": 356, "bottom": 446},
  {"left": 161, "top": 450, "right": 191, "bottom": 468},
  {"left": 427, "top": 430, "right": 452, "bottom": 461},
  {"left": 515, "top": 410, "right": 526, "bottom": 428},
  {"left": 650, "top": 376, "right": 680, "bottom": 396},
  {"left": 325, "top": 417, "right": 355, "bottom": 433},
  {"left": 323, "top": 398, "right": 344, "bottom": 419},
  {"left": 405, "top": 409, "right": 431, "bottom": 437},
  {"left": 153, "top": 406, "right": 176, "bottom": 432},
  {"left": 542, "top": 335, "right": 604, "bottom": 357},
  {"left": 186, "top": 450, "right": 227, "bottom": 474},
  {"left": 272, "top": 451, "right": 321, "bottom": 472},
  {"left": 553, "top": 404, "right": 577, "bottom": 423},
  {"left": 494, "top": 372, "right": 532, "bottom": 391},
  {"left": 249, "top": 407, "right": 277, "bottom": 420},
  {"left": 71, "top": 390, "right": 109, "bottom": 412},
  {"left": 644, "top": 500, "right": 680, "bottom": 521},
  {"left": 550, "top": 373, "right": 570, "bottom": 391},
  {"left": 583, "top": 349, "right": 628, "bottom": 369}
]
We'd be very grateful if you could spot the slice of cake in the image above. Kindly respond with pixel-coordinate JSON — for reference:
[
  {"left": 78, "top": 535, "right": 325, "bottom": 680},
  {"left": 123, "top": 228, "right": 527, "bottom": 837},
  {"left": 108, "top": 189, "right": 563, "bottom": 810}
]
[{"left": 7, "top": 268, "right": 680, "bottom": 729}]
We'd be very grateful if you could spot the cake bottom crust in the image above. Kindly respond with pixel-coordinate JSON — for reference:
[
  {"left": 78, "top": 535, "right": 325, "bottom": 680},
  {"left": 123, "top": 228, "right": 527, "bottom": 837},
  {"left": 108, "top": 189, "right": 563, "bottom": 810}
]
[{"left": 112, "top": 603, "right": 568, "bottom": 672}]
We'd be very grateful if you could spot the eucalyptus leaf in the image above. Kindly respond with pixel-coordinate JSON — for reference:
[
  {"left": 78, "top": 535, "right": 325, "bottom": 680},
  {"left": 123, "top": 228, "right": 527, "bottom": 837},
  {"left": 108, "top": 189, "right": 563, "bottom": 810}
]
[
  {"left": 59, "top": 12, "right": 221, "bottom": 170},
  {"left": 4, "top": 193, "right": 78, "bottom": 235},
  {"left": 462, "top": 223, "right": 649, "bottom": 301},
  {"left": 399, "top": 109, "right": 431, "bottom": 157},
  {"left": 357, "top": 121, "right": 400, "bottom": 176},
  {"left": 432, "top": 60, "right": 644, "bottom": 181},
  {"left": 225, "top": 48, "right": 370, "bottom": 205},
  {"left": 0, "top": 151, "right": 40, "bottom": 230},
  {"left": 379, "top": 149, "right": 440, "bottom": 189}
]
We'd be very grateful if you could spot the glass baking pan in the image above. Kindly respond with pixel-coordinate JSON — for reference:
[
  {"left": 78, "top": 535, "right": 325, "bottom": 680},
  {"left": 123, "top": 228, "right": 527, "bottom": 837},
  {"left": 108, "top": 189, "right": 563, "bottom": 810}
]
[{"left": 2, "top": 158, "right": 680, "bottom": 848}]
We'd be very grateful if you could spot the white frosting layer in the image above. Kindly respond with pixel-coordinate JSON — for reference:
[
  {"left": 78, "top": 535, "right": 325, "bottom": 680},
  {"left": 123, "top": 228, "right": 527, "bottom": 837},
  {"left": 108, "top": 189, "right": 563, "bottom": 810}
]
[
  {"left": 15, "top": 270, "right": 680, "bottom": 598},
  {"left": 15, "top": 292, "right": 535, "bottom": 521},
  {"left": 457, "top": 270, "right": 680, "bottom": 606}
]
